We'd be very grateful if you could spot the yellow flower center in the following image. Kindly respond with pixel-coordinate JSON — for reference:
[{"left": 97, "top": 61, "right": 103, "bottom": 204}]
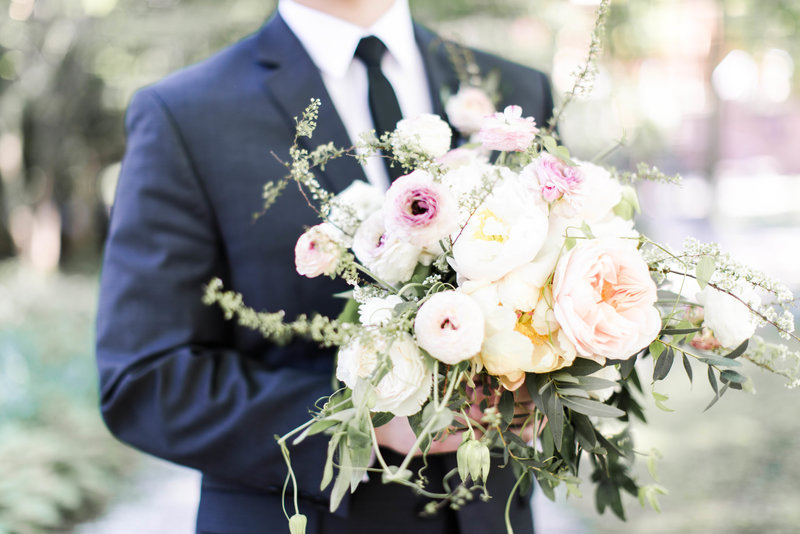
[
  {"left": 514, "top": 312, "right": 549, "bottom": 346},
  {"left": 472, "top": 208, "right": 510, "bottom": 243}
]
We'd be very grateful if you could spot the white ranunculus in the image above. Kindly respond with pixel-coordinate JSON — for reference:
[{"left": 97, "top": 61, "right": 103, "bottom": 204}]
[
  {"left": 352, "top": 210, "right": 422, "bottom": 285},
  {"left": 450, "top": 177, "right": 548, "bottom": 282},
  {"left": 696, "top": 284, "right": 760, "bottom": 349},
  {"left": 440, "top": 160, "right": 495, "bottom": 224},
  {"left": 414, "top": 291, "right": 485, "bottom": 364},
  {"left": 393, "top": 113, "right": 453, "bottom": 159},
  {"left": 294, "top": 223, "right": 343, "bottom": 278},
  {"left": 359, "top": 295, "right": 404, "bottom": 326}
]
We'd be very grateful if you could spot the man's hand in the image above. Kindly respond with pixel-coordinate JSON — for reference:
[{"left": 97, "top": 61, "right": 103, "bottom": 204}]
[{"left": 374, "top": 381, "right": 538, "bottom": 456}]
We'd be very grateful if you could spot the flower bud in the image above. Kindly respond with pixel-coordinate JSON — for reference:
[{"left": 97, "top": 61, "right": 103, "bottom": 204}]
[{"left": 288, "top": 513, "right": 307, "bottom": 534}]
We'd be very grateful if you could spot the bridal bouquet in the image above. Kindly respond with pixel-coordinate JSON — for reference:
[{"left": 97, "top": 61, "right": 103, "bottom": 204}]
[{"left": 204, "top": 6, "right": 799, "bottom": 534}]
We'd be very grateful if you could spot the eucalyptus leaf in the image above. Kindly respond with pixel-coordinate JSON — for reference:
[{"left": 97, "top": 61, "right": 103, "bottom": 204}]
[
  {"left": 499, "top": 390, "right": 515, "bottom": 425},
  {"left": 561, "top": 396, "right": 625, "bottom": 418},
  {"left": 682, "top": 353, "right": 693, "bottom": 383},
  {"left": 696, "top": 256, "right": 716, "bottom": 289},
  {"left": 720, "top": 369, "right": 748, "bottom": 384},
  {"left": 725, "top": 338, "right": 749, "bottom": 359},
  {"left": 699, "top": 355, "right": 742, "bottom": 368},
  {"left": 652, "top": 348, "right": 674, "bottom": 381},
  {"left": 574, "top": 375, "right": 620, "bottom": 391}
]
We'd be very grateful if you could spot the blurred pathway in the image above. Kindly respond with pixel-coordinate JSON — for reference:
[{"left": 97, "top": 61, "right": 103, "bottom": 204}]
[
  {"left": 74, "top": 457, "right": 200, "bottom": 534},
  {"left": 74, "top": 458, "right": 589, "bottom": 534}
]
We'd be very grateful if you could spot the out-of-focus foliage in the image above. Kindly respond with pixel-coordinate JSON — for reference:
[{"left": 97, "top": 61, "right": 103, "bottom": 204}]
[{"left": 0, "top": 260, "right": 136, "bottom": 531}]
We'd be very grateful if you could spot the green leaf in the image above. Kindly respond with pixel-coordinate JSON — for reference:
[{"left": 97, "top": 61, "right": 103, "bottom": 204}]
[
  {"left": 556, "top": 387, "right": 591, "bottom": 399},
  {"left": 564, "top": 236, "right": 577, "bottom": 250},
  {"left": 320, "top": 433, "right": 341, "bottom": 490},
  {"left": 498, "top": 390, "right": 515, "bottom": 425},
  {"left": 335, "top": 298, "right": 360, "bottom": 324},
  {"left": 661, "top": 327, "right": 702, "bottom": 335},
  {"left": 652, "top": 347, "right": 674, "bottom": 381},
  {"left": 699, "top": 355, "right": 742, "bottom": 368},
  {"left": 543, "top": 135, "right": 558, "bottom": 155},
  {"left": 571, "top": 412, "right": 598, "bottom": 450},
  {"left": 564, "top": 359, "right": 605, "bottom": 376},
  {"left": 725, "top": 338, "right": 749, "bottom": 359},
  {"left": 649, "top": 340, "right": 665, "bottom": 360},
  {"left": 696, "top": 256, "right": 716, "bottom": 289},
  {"left": 371, "top": 412, "right": 394, "bottom": 428},
  {"left": 720, "top": 369, "right": 748, "bottom": 384},
  {"left": 560, "top": 396, "right": 625, "bottom": 418},
  {"left": 579, "top": 221, "right": 595, "bottom": 239},
  {"left": 652, "top": 391, "right": 674, "bottom": 412},
  {"left": 541, "top": 382, "right": 565, "bottom": 451},
  {"left": 574, "top": 375, "right": 619, "bottom": 391},
  {"left": 551, "top": 372, "right": 580, "bottom": 384},
  {"left": 329, "top": 444, "right": 351, "bottom": 512},
  {"left": 707, "top": 366, "right": 719, "bottom": 395},
  {"left": 704, "top": 383, "right": 730, "bottom": 412},
  {"left": 612, "top": 185, "right": 641, "bottom": 220},
  {"left": 682, "top": 353, "right": 693, "bottom": 383}
]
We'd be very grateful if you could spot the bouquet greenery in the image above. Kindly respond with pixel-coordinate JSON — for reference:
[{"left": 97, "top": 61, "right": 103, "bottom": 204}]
[{"left": 204, "top": 2, "right": 799, "bottom": 532}]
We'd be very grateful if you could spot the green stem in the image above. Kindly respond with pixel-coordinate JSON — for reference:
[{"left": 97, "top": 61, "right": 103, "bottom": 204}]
[{"left": 504, "top": 472, "right": 526, "bottom": 534}]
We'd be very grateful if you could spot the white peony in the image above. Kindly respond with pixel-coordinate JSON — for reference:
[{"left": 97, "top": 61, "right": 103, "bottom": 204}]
[
  {"left": 336, "top": 334, "right": 432, "bottom": 416},
  {"left": 393, "top": 113, "right": 453, "bottom": 159},
  {"left": 359, "top": 295, "right": 404, "bottom": 326},
  {"left": 414, "top": 291, "right": 485, "bottom": 365},
  {"left": 450, "top": 176, "right": 548, "bottom": 283},
  {"left": 352, "top": 210, "right": 422, "bottom": 285},
  {"left": 696, "top": 284, "right": 760, "bottom": 349}
]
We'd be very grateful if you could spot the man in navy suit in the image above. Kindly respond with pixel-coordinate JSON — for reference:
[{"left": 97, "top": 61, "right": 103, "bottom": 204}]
[{"left": 96, "top": 1, "right": 554, "bottom": 532}]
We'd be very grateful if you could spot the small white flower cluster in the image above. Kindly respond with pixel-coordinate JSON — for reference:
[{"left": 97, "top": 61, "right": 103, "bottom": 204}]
[{"left": 745, "top": 335, "right": 800, "bottom": 389}]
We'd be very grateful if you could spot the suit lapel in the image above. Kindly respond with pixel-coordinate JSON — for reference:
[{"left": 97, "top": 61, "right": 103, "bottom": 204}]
[
  {"left": 414, "top": 24, "right": 462, "bottom": 145},
  {"left": 254, "top": 15, "right": 366, "bottom": 194}
]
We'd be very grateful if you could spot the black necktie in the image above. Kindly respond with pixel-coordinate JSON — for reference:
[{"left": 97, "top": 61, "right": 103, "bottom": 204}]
[{"left": 354, "top": 36, "right": 404, "bottom": 181}]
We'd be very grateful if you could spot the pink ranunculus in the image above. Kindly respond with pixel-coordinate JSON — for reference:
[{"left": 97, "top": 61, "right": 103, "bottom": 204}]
[
  {"left": 445, "top": 86, "right": 496, "bottom": 135},
  {"left": 383, "top": 170, "right": 459, "bottom": 248},
  {"left": 522, "top": 153, "right": 584, "bottom": 204},
  {"left": 552, "top": 239, "right": 661, "bottom": 363},
  {"left": 293, "top": 223, "right": 342, "bottom": 278},
  {"left": 477, "top": 105, "right": 539, "bottom": 152}
]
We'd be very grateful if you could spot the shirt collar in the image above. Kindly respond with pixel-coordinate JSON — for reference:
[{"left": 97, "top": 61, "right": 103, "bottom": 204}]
[{"left": 278, "top": 0, "right": 418, "bottom": 80}]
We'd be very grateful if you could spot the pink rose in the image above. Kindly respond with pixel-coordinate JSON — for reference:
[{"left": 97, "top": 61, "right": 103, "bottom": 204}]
[
  {"left": 522, "top": 154, "right": 583, "bottom": 204},
  {"left": 445, "top": 86, "right": 496, "bottom": 135},
  {"left": 477, "top": 105, "right": 539, "bottom": 152},
  {"left": 552, "top": 239, "right": 661, "bottom": 363},
  {"left": 383, "top": 170, "right": 459, "bottom": 248},
  {"left": 293, "top": 223, "right": 341, "bottom": 278}
]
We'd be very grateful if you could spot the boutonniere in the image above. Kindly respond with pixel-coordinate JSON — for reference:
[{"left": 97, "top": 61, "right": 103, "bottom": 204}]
[{"left": 438, "top": 41, "right": 502, "bottom": 141}]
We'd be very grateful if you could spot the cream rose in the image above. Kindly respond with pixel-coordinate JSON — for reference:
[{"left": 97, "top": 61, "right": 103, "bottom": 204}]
[
  {"left": 336, "top": 334, "right": 432, "bottom": 417},
  {"left": 552, "top": 239, "right": 661, "bottom": 363},
  {"left": 414, "top": 291, "right": 485, "bottom": 365}
]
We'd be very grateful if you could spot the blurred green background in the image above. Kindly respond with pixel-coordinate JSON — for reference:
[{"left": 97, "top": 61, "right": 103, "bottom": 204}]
[{"left": 1, "top": 0, "right": 798, "bottom": 532}]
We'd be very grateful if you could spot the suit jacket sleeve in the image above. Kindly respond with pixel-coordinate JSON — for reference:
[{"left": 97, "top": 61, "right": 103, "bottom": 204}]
[{"left": 96, "top": 87, "right": 333, "bottom": 498}]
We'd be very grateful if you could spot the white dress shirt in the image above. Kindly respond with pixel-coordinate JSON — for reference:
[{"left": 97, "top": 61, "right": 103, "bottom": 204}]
[{"left": 278, "top": 0, "right": 433, "bottom": 190}]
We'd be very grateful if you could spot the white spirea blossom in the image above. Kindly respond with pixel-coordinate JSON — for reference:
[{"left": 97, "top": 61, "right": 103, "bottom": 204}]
[
  {"left": 414, "top": 291, "right": 485, "bottom": 364},
  {"left": 336, "top": 334, "right": 432, "bottom": 416},
  {"left": 359, "top": 295, "right": 404, "bottom": 326},
  {"left": 393, "top": 113, "right": 453, "bottom": 159},
  {"left": 696, "top": 284, "right": 761, "bottom": 349},
  {"left": 328, "top": 180, "right": 384, "bottom": 235}
]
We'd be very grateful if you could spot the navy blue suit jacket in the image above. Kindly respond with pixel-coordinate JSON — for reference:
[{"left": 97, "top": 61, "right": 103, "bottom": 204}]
[{"left": 96, "top": 12, "right": 553, "bottom": 534}]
